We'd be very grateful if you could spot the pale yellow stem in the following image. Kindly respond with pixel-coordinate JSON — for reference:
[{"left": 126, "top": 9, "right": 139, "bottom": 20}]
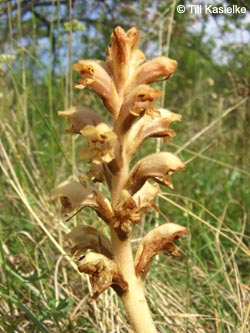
[{"left": 111, "top": 229, "right": 158, "bottom": 333}]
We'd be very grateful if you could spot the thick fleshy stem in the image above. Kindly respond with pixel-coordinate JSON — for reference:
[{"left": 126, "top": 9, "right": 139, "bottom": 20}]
[
  {"left": 110, "top": 146, "right": 158, "bottom": 332},
  {"left": 110, "top": 228, "right": 158, "bottom": 333}
]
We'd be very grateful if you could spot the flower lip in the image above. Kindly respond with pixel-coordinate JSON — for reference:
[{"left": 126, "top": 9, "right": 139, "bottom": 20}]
[{"left": 115, "top": 85, "right": 162, "bottom": 133}]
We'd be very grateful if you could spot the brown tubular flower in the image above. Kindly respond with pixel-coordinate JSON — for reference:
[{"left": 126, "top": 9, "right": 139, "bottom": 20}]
[
  {"left": 73, "top": 60, "right": 120, "bottom": 116},
  {"left": 58, "top": 106, "right": 104, "bottom": 134},
  {"left": 115, "top": 85, "right": 162, "bottom": 133},
  {"left": 126, "top": 152, "right": 185, "bottom": 195},
  {"left": 49, "top": 180, "right": 113, "bottom": 223},
  {"left": 134, "top": 223, "right": 188, "bottom": 280},
  {"left": 133, "top": 181, "right": 160, "bottom": 211},
  {"left": 66, "top": 225, "right": 113, "bottom": 258},
  {"left": 78, "top": 252, "right": 128, "bottom": 299},
  {"left": 124, "top": 56, "right": 177, "bottom": 96},
  {"left": 125, "top": 109, "right": 182, "bottom": 157}
]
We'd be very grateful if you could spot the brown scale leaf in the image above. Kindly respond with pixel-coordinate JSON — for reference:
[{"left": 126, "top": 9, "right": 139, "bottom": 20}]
[
  {"left": 111, "top": 190, "right": 140, "bottom": 240},
  {"left": 111, "top": 183, "right": 160, "bottom": 240}
]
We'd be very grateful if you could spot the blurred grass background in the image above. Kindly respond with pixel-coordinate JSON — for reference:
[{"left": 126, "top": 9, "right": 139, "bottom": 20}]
[{"left": 0, "top": 1, "right": 249, "bottom": 332}]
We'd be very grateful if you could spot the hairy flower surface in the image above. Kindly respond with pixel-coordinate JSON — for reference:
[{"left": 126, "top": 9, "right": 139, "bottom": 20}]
[
  {"left": 106, "top": 27, "right": 143, "bottom": 93},
  {"left": 124, "top": 56, "right": 177, "bottom": 96}
]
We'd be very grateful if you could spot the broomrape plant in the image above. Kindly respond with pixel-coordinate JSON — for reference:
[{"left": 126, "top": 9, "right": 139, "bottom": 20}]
[{"left": 51, "top": 27, "right": 187, "bottom": 333}]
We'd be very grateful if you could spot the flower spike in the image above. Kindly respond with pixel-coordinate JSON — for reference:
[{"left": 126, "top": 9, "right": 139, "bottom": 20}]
[{"left": 53, "top": 26, "right": 187, "bottom": 333}]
